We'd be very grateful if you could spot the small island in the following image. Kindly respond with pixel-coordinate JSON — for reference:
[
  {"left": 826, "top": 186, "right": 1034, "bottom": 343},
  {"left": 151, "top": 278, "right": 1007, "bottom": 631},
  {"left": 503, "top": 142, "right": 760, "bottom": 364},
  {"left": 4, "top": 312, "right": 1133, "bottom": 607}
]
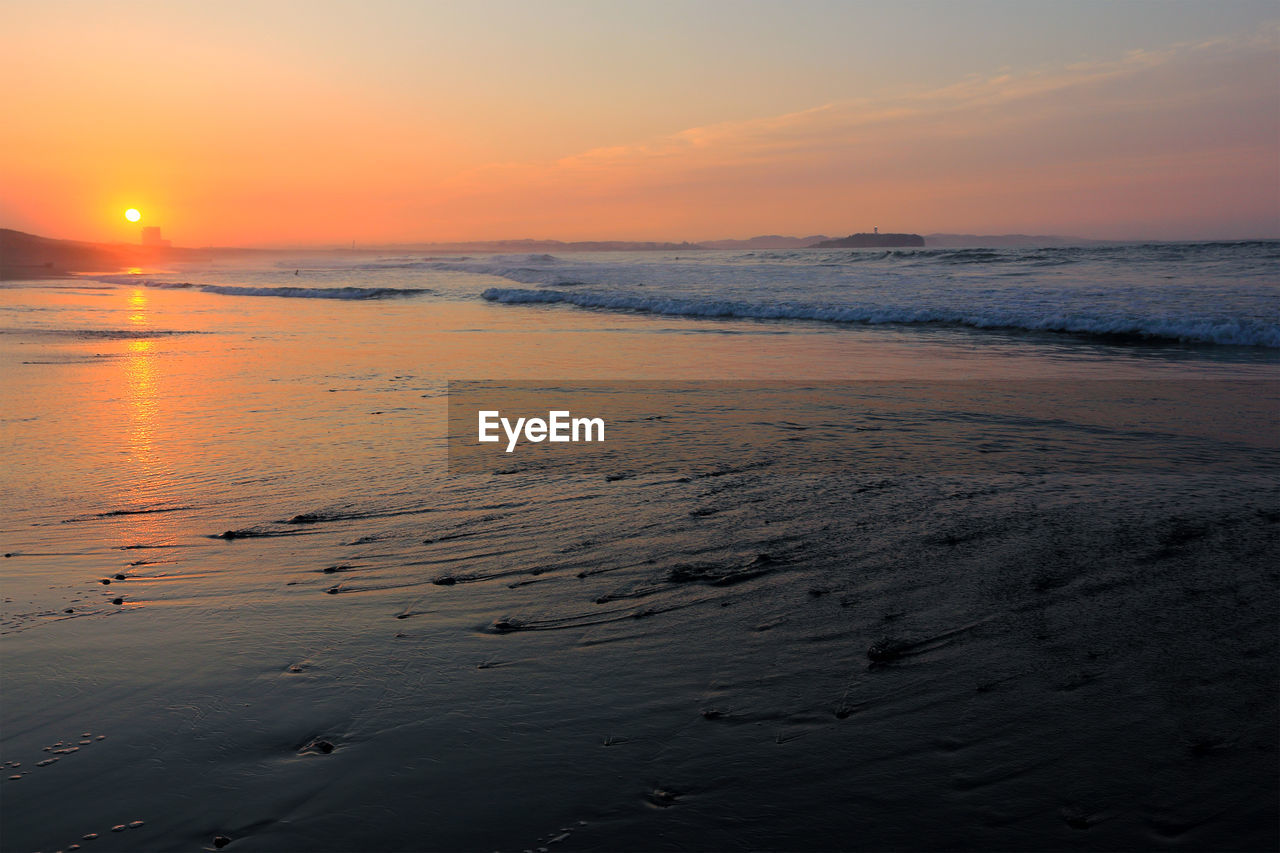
[{"left": 809, "top": 231, "right": 925, "bottom": 248}]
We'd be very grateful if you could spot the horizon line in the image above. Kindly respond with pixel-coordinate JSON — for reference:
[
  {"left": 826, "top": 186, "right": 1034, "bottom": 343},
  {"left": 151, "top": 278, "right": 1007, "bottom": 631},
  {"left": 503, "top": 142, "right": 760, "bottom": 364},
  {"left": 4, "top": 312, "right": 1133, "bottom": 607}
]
[{"left": 9, "top": 226, "right": 1280, "bottom": 253}]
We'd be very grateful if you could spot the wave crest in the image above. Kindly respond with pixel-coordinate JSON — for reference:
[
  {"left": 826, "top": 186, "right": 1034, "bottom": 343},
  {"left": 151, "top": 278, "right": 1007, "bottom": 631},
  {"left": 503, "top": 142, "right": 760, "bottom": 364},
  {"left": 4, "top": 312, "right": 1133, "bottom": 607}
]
[
  {"left": 85, "top": 276, "right": 432, "bottom": 300},
  {"left": 481, "top": 287, "right": 1280, "bottom": 347}
]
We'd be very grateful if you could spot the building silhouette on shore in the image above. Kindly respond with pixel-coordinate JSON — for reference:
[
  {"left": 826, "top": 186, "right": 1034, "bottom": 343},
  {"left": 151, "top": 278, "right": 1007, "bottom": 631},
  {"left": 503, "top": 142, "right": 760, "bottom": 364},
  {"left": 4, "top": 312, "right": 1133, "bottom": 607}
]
[{"left": 141, "top": 226, "right": 171, "bottom": 248}]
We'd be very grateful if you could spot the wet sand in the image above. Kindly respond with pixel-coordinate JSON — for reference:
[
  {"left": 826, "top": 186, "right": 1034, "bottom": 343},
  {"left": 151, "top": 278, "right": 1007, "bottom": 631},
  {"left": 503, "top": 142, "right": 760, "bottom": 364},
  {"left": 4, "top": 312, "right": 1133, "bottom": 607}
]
[{"left": 1, "top": 281, "right": 1277, "bottom": 851}]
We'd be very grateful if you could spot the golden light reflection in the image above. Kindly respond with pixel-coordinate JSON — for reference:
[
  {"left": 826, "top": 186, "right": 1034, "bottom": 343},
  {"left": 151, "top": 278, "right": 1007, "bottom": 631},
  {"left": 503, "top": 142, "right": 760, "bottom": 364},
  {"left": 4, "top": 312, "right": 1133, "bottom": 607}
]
[
  {"left": 125, "top": 338, "right": 158, "bottom": 459},
  {"left": 117, "top": 335, "right": 177, "bottom": 551},
  {"left": 122, "top": 284, "right": 162, "bottom": 488},
  {"left": 128, "top": 288, "right": 149, "bottom": 327},
  {"left": 112, "top": 269, "right": 186, "bottom": 553}
]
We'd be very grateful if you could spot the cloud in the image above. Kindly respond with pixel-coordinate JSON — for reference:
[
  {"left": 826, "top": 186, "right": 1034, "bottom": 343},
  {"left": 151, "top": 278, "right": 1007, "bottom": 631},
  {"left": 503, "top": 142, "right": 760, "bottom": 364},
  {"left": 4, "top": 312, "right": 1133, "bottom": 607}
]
[{"left": 428, "top": 27, "right": 1279, "bottom": 239}]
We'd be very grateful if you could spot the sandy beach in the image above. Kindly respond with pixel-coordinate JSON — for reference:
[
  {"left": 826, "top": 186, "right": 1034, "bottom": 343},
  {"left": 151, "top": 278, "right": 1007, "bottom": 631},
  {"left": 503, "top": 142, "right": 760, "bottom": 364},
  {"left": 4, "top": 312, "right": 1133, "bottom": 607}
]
[
  {"left": 5, "top": 0, "right": 1280, "bottom": 848},
  {"left": 1, "top": 273, "right": 1276, "bottom": 851}
]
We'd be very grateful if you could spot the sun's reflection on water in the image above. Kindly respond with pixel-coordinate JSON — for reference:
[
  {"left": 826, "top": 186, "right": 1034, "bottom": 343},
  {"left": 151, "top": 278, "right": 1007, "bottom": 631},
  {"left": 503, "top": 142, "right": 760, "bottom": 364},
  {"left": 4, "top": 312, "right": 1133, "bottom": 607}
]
[
  {"left": 128, "top": 287, "right": 149, "bottom": 328},
  {"left": 115, "top": 288, "right": 177, "bottom": 549},
  {"left": 125, "top": 338, "right": 157, "bottom": 461}
]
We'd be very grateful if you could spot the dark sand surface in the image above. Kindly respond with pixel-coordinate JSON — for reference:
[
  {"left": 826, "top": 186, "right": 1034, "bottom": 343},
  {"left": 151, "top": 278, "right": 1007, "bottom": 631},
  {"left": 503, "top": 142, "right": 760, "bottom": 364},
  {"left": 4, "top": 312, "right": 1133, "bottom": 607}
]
[{"left": 1, "top": 284, "right": 1277, "bottom": 852}]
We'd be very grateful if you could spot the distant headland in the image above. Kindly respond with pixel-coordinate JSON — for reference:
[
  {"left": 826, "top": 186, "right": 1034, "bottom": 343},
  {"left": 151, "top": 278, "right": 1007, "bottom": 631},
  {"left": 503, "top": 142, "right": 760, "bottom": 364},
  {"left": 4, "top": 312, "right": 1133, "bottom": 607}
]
[
  {"left": 808, "top": 232, "right": 925, "bottom": 249},
  {"left": 2, "top": 227, "right": 1126, "bottom": 278},
  {"left": 0, "top": 228, "right": 238, "bottom": 279}
]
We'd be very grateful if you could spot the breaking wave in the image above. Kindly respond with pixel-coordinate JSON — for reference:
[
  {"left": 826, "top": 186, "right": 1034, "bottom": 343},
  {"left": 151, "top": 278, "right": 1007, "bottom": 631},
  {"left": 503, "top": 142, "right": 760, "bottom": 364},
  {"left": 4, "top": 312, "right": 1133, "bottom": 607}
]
[
  {"left": 0, "top": 327, "right": 206, "bottom": 339},
  {"left": 481, "top": 287, "right": 1280, "bottom": 348},
  {"left": 85, "top": 276, "right": 432, "bottom": 300}
]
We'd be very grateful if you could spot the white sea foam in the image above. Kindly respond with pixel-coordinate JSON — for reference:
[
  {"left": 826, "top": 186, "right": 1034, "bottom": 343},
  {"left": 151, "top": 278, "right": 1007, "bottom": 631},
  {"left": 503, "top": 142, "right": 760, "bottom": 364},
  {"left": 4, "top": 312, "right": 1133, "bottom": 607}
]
[
  {"left": 78, "top": 241, "right": 1280, "bottom": 347},
  {"left": 481, "top": 287, "right": 1280, "bottom": 347},
  {"left": 86, "top": 275, "right": 431, "bottom": 300}
]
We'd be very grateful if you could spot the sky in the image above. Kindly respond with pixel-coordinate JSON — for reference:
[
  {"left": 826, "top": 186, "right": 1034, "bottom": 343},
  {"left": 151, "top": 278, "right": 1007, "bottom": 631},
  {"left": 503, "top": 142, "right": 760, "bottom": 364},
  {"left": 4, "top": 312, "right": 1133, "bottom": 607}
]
[{"left": 1, "top": 0, "right": 1277, "bottom": 246}]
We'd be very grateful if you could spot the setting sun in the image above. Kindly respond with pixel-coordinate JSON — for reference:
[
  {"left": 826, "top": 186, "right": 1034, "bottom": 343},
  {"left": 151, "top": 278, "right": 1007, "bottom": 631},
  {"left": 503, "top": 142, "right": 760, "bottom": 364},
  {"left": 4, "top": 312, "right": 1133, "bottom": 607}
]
[{"left": 125, "top": 208, "right": 141, "bottom": 222}]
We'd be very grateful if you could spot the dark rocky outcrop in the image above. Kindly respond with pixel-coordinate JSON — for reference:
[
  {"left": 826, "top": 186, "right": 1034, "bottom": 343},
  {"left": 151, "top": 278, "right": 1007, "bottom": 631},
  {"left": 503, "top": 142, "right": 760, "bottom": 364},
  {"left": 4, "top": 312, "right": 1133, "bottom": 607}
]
[{"left": 809, "top": 232, "right": 925, "bottom": 248}]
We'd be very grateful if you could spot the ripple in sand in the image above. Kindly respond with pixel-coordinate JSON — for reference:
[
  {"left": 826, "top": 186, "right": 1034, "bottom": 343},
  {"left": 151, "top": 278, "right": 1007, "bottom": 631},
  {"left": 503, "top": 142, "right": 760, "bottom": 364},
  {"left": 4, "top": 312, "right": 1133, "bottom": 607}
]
[
  {"left": 867, "top": 636, "right": 912, "bottom": 662},
  {"left": 1060, "top": 805, "right": 1101, "bottom": 829},
  {"left": 298, "top": 738, "right": 336, "bottom": 755},
  {"left": 645, "top": 787, "right": 680, "bottom": 808}
]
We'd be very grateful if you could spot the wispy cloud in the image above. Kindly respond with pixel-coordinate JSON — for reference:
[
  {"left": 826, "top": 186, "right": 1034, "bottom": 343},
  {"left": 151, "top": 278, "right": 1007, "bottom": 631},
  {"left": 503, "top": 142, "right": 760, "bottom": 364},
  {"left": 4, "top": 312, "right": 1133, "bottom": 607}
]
[{"left": 428, "top": 28, "right": 1278, "bottom": 239}]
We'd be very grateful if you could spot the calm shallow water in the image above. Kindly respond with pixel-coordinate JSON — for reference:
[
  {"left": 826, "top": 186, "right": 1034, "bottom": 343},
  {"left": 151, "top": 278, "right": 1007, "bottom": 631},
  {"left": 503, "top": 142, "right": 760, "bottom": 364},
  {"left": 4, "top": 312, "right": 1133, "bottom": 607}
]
[{"left": 1, "top": 258, "right": 1277, "bottom": 851}]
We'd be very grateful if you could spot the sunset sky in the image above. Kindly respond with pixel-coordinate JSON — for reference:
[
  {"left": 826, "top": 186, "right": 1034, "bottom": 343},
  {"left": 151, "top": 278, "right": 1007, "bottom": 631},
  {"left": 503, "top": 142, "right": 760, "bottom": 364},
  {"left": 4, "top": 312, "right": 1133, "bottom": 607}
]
[{"left": 2, "top": 0, "right": 1277, "bottom": 246}]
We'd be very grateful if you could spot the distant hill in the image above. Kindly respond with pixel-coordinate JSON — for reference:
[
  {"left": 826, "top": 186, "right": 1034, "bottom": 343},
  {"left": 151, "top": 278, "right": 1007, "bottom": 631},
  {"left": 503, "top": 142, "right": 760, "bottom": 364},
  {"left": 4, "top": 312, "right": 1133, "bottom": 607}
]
[
  {"left": 924, "top": 233, "right": 1108, "bottom": 248},
  {"left": 700, "top": 235, "right": 832, "bottom": 249},
  {"left": 0, "top": 228, "right": 215, "bottom": 278},
  {"left": 368, "top": 239, "right": 703, "bottom": 253},
  {"left": 700, "top": 232, "right": 1112, "bottom": 250},
  {"left": 810, "top": 232, "right": 925, "bottom": 248},
  {"left": 1, "top": 228, "right": 1123, "bottom": 279}
]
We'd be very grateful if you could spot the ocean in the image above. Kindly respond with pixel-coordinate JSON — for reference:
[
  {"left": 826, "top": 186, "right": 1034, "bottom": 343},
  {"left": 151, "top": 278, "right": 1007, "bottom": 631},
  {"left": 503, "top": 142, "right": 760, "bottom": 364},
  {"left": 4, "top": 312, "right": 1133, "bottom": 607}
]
[
  {"left": 1, "top": 241, "right": 1277, "bottom": 851},
  {"left": 79, "top": 240, "right": 1280, "bottom": 350}
]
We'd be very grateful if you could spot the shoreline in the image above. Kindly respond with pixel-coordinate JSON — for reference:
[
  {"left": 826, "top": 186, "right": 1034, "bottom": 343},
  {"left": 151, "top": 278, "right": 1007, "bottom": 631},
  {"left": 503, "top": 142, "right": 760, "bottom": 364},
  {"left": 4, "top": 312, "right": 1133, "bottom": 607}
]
[{"left": 1, "top": 266, "right": 1277, "bottom": 852}]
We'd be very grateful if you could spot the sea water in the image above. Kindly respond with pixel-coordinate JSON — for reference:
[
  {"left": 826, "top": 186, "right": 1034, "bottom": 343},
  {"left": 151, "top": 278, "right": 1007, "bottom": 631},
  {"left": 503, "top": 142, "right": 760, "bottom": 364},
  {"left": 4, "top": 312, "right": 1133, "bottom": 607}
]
[
  {"left": 80, "top": 240, "right": 1280, "bottom": 349},
  {"left": 1, "top": 242, "right": 1277, "bottom": 851}
]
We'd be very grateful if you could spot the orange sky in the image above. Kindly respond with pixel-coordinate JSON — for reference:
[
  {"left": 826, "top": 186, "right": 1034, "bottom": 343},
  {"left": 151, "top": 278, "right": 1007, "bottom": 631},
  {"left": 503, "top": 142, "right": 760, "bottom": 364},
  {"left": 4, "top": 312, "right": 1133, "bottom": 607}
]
[{"left": 1, "top": 1, "right": 1277, "bottom": 246}]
